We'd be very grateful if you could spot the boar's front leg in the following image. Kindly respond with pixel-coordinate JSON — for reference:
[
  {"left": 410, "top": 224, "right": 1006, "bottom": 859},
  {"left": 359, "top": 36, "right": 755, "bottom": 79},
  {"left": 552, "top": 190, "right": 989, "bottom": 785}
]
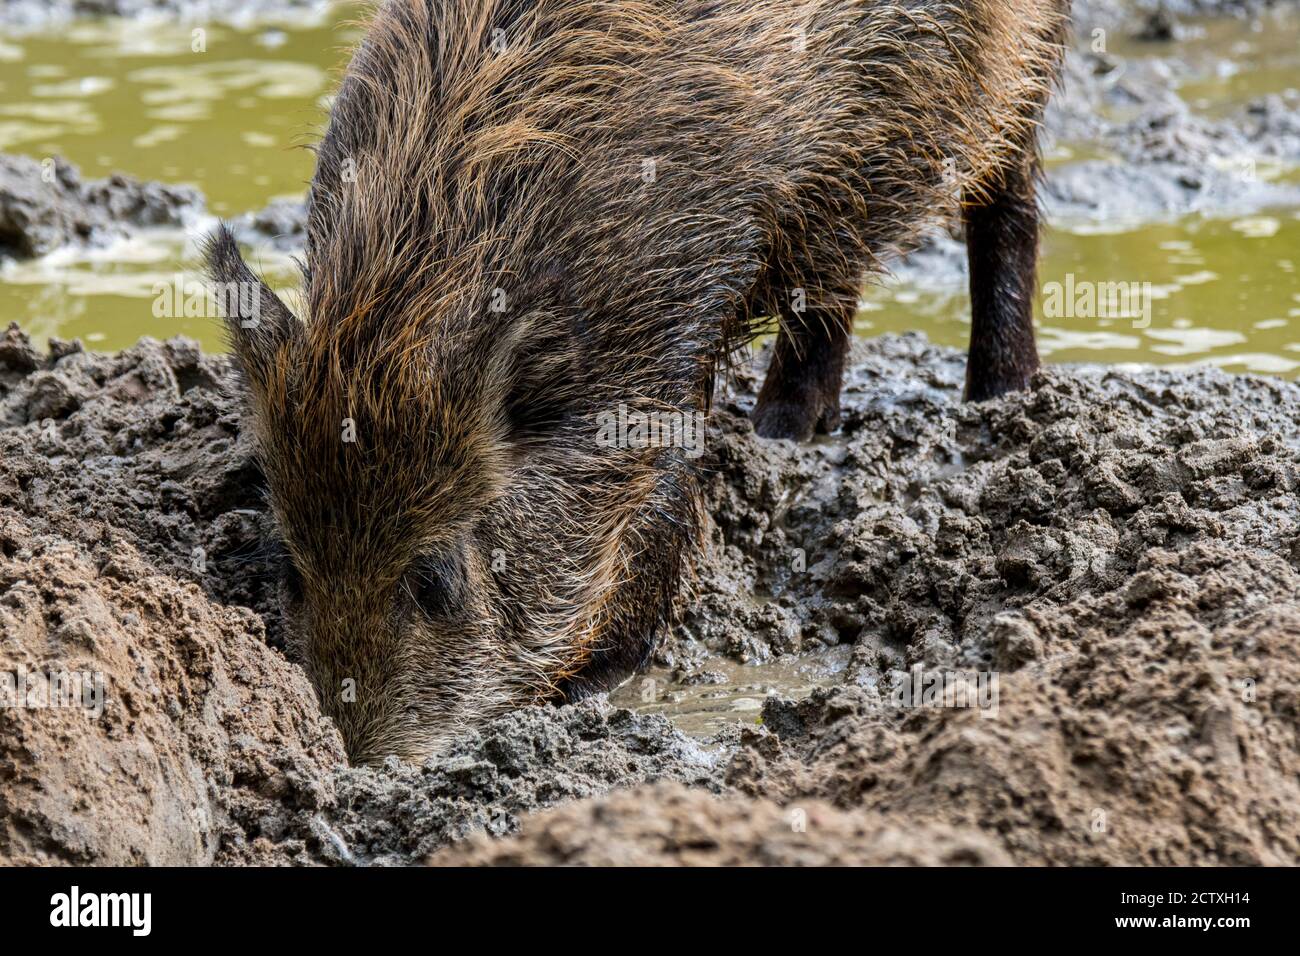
[
  {"left": 751, "top": 298, "right": 853, "bottom": 442},
  {"left": 963, "top": 149, "right": 1042, "bottom": 402}
]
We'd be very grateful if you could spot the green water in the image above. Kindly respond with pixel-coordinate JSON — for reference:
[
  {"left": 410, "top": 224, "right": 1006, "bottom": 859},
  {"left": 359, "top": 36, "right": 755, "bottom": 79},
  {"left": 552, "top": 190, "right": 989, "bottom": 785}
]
[
  {"left": 0, "top": 7, "right": 357, "bottom": 347},
  {"left": 862, "top": 213, "right": 1300, "bottom": 375},
  {"left": 1, "top": 2, "right": 1298, "bottom": 376}
]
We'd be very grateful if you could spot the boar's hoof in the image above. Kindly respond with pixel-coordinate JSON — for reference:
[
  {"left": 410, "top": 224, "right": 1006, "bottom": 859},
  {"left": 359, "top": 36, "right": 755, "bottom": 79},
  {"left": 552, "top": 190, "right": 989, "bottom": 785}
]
[{"left": 751, "top": 395, "right": 834, "bottom": 442}]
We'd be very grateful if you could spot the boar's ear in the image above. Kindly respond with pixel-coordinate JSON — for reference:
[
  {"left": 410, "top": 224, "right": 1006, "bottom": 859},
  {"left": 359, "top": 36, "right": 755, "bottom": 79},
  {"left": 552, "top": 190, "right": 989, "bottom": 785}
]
[{"left": 203, "top": 224, "right": 299, "bottom": 391}]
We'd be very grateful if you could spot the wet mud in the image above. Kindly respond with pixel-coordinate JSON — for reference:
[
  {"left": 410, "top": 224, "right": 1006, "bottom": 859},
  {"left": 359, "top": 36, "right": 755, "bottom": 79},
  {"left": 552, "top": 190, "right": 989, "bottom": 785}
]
[{"left": 2, "top": 326, "right": 1297, "bottom": 864}]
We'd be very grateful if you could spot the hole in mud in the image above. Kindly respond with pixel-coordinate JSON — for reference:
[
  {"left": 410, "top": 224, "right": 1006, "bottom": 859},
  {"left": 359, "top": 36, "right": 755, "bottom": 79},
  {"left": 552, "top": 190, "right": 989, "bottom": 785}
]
[{"left": 175, "top": 364, "right": 216, "bottom": 395}]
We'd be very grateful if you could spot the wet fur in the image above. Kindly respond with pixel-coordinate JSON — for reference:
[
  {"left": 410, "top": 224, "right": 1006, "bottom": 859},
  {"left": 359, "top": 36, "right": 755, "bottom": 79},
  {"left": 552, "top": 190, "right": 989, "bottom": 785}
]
[{"left": 209, "top": 0, "right": 1069, "bottom": 763}]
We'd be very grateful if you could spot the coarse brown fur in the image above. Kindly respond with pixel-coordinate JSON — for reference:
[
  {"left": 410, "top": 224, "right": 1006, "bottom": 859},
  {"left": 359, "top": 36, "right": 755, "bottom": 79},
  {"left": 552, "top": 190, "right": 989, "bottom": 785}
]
[{"left": 208, "top": 0, "right": 1069, "bottom": 764}]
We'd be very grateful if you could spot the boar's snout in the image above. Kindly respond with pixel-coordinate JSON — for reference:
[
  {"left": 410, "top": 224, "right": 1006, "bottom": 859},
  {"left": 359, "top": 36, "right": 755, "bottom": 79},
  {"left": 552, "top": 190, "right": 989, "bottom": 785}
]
[{"left": 288, "top": 559, "right": 522, "bottom": 767}]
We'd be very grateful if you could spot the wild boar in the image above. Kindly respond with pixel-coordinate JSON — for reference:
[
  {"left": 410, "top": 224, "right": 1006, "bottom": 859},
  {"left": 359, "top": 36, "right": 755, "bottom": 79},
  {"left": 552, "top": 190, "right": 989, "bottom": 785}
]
[{"left": 207, "top": 0, "right": 1068, "bottom": 762}]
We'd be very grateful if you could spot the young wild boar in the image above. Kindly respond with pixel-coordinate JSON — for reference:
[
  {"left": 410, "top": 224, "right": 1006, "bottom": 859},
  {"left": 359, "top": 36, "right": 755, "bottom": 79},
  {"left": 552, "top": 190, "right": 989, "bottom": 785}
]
[{"left": 208, "top": 0, "right": 1069, "bottom": 763}]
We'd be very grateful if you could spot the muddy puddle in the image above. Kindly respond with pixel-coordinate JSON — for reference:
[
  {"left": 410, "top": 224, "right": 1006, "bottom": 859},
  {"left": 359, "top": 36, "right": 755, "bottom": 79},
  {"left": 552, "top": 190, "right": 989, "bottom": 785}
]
[{"left": 608, "top": 646, "right": 854, "bottom": 738}]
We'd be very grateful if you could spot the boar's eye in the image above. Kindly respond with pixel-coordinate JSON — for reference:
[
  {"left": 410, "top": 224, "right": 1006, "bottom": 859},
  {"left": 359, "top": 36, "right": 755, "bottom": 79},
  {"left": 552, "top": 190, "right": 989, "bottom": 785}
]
[{"left": 406, "top": 552, "right": 465, "bottom": 618}]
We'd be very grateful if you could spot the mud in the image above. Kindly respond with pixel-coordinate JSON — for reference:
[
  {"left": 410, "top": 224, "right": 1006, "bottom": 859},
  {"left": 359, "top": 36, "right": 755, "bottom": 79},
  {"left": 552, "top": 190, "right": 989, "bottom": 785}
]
[
  {"left": 430, "top": 782, "right": 1013, "bottom": 866},
  {"left": 0, "top": 154, "right": 202, "bottom": 260},
  {"left": 2, "top": 324, "right": 1297, "bottom": 865}
]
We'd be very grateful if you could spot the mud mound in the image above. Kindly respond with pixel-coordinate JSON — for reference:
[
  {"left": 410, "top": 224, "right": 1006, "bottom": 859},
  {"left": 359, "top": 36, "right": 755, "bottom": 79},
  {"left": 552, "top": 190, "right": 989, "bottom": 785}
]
[
  {"left": 319, "top": 706, "right": 723, "bottom": 866},
  {"left": 0, "top": 515, "right": 343, "bottom": 865},
  {"left": 0, "top": 155, "right": 201, "bottom": 259},
  {"left": 681, "top": 335, "right": 1300, "bottom": 666},
  {"left": 700, "top": 337, "right": 1300, "bottom": 864},
  {"left": 429, "top": 782, "right": 1010, "bottom": 866},
  {"left": 2, "top": 324, "right": 1298, "bottom": 865},
  {"left": 724, "top": 590, "right": 1300, "bottom": 865},
  {"left": 0, "top": 324, "right": 287, "bottom": 638},
  {"left": 0, "top": 324, "right": 351, "bottom": 864}
]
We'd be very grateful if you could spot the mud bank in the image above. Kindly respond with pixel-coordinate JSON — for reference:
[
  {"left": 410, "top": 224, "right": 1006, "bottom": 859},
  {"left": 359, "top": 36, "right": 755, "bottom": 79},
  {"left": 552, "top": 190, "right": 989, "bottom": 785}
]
[
  {"left": 0, "top": 155, "right": 201, "bottom": 259},
  {"left": 1046, "top": 0, "right": 1300, "bottom": 222},
  {"left": 2, "top": 326, "right": 1297, "bottom": 865}
]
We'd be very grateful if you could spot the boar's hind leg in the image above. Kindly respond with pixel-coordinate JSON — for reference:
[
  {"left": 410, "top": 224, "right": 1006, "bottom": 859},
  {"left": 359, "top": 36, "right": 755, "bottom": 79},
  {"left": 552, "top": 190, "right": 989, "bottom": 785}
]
[
  {"left": 751, "top": 299, "right": 853, "bottom": 442},
  {"left": 963, "top": 149, "right": 1042, "bottom": 402}
]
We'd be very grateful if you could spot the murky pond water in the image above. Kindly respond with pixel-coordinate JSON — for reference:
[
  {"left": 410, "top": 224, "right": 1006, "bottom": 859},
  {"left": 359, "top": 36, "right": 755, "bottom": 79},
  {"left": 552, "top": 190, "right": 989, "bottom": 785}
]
[
  {"left": 864, "top": 212, "right": 1300, "bottom": 375},
  {"left": 0, "top": 7, "right": 353, "bottom": 347},
  {"left": 0, "top": 1, "right": 1298, "bottom": 382}
]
